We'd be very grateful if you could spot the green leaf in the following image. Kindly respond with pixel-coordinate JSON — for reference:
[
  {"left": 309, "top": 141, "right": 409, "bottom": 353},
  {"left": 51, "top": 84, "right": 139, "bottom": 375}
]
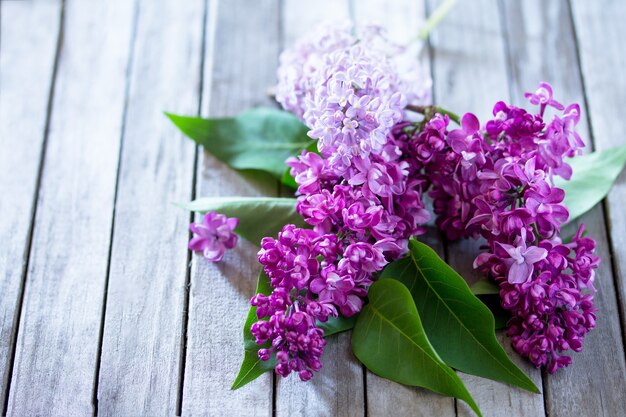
[
  {"left": 556, "top": 145, "right": 626, "bottom": 222},
  {"left": 166, "top": 107, "right": 313, "bottom": 179},
  {"left": 318, "top": 315, "right": 356, "bottom": 336},
  {"left": 352, "top": 280, "right": 482, "bottom": 417},
  {"left": 470, "top": 278, "right": 500, "bottom": 295},
  {"left": 178, "top": 196, "right": 304, "bottom": 244},
  {"left": 232, "top": 270, "right": 275, "bottom": 390},
  {"left": 232, "top": 271, "right": 358, "bottom": 390},
  {"left": 380, "top": 239, "right": 539, "bottom": 393}
]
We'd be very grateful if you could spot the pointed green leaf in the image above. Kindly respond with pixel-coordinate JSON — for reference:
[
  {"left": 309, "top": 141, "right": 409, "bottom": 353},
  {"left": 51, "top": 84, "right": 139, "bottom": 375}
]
[
  {"left": 178, "top": 196, "right": 304, "bottom": 244},
  {"left": 166, "top": 107, "right": 313, "bottom": 179},
  {"left": 232, "top": 271, "right": 275, "bottom": 390},
  {"left": 352, "top": 280, "right": 482, "bottom": 417},
  {"left": 556, "top": 145, "right": 626, "bottom": 222},
  {"left": 380, "top": 238, "right": 539, "bottom": 393}
]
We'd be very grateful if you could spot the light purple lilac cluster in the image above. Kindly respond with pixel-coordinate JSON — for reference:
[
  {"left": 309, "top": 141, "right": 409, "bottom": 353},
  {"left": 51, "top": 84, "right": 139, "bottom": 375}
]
[
  {"left": 276, "top": 23, "right": 431, "bottom": 171},
  {"left": 403, "top": 83, "right": 599, "bottom": 373}
]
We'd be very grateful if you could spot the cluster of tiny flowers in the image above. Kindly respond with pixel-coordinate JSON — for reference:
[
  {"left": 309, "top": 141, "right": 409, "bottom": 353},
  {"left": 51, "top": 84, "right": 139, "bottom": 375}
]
[
  {"left": 403, "top": 82, "right": 599, "bottom": 372},
  {"left": 188, "top": 212, "right": 238, "bottom": 262},
  {"left": 251, "top": 124, "right": 432, "bottom": 379},
  {"left": 247, "top": 23, "right": 434, "bottom": 381},
  {"left": 276, "top": 23, "right": 431, "bottom": 172}
]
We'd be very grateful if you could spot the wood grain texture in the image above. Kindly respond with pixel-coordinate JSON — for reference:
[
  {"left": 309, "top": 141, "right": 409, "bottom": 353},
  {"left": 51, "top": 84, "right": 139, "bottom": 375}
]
[
  {"left": 428, "top": 0, "right": 546, "bottom": 416},
  {"left": 539, "top": 1, "right": 626, "bottom": 416},
  {"left": 571, "top": 0, "right": 626, "bottom": 356},
  {"left": 501, "top": 0, "right": 588, "bottom": 136},
  {"left": 352, "top": 1, "right": 454, "bottom": 415},
  {"left": 4, "top": 0, "right": 136, "bottom": 415},
  {"left": 275, "top": 2, "right": 365, "bottom": 416},
  {"left": 180, "top": 0, "right": 280, "bottom": 415},
  {"left": 0, "top": 0, "right": 62, "bottom": 408},
  {"left": 95, "top": 0, "right": 204, "bottom": 415}
]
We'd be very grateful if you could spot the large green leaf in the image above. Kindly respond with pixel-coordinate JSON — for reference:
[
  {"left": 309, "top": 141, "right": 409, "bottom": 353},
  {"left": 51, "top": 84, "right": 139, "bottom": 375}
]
[
  {"left": 166, "top": 107, "right": 313, "bottom": 179},
  {"left": 179, "top": 196, "right": 304, "bottom": 244},
  {"left": 556, "top": 145, "right": 626, "bottom": 222},
  {"left": 232, "top": 271, "right": 358, "bottom": 390},
  {"left": 352, "top": 279, "right": 482, "bottom": 417},
  {"left": 380, "top": 239, "right": 539, "bottom": 393}
]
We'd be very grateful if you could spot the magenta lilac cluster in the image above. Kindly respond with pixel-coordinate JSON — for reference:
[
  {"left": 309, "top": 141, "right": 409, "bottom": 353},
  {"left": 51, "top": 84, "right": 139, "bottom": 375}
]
[
  {"left": 404, "top": 83, "right": 599, "bottom": 372},
  {"left": 249, "top": 118, "right": 432, "bottom": 380}
]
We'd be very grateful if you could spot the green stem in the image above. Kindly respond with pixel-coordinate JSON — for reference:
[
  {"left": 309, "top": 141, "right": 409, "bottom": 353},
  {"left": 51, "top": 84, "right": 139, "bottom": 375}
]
[
  {"left": 405, "top": 104, "right": 461, "bottom": 125},
  {"left": 531, "top": 223, "right": 541, "bottom": 245},
  {"left": 417, "top": 0, "right": 458, "bottom": 41}
]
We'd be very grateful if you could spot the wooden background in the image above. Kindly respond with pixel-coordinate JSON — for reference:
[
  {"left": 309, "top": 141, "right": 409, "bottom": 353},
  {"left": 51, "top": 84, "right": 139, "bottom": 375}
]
[{"left": 1, "top": 0, "right": 625, "bottom": 416}]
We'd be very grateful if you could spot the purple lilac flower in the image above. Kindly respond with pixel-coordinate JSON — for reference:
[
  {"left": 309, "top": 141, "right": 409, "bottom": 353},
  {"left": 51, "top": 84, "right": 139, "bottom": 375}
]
[
  {"left": 188, "top": 212, "right": 238, "bottom": 262},
  {"left": 404, "top": 82, "right": 598, "bottom": 373},
  {"left": 276, "top": 23, "right": 431, "bottom": 171},
  {"left": 253, "top": 73, "right": 434, "bottom": 379},
  {"left": 264, "top": 71, "right": 596, "bottom": 378},
  {"left": 497, "top": 229, "right": 548, "bottom": 284}
]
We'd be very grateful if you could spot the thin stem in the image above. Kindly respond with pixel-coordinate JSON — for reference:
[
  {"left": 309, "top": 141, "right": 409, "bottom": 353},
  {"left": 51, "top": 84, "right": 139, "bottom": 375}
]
[
  {"left": 417, "top": 0, "right": 458, "bottom": 41},
  {"left": 405, "top": 104, "right": 461, "bottom": 125}
]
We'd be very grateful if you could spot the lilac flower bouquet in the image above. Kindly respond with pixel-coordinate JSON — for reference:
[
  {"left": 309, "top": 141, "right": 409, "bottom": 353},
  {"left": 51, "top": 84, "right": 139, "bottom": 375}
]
[{"left": 168, "top": 23, "right": 626, "bottom": 417}]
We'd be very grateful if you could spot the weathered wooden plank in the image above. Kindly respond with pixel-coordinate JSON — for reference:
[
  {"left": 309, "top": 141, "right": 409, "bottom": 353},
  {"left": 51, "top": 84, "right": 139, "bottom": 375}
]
[
  {"left": 180, "top": 0, "right": 280, "bottom": 415},
  {"left": 274, "top": 2, "right": 366, "bottom": 416},
  {"left": 0, "top": 0, "right": 62, "bottom": 410},
  {"left": 428, "top": 0, "right": 546, "bottom": 416},
  {"left": 352, "top": 1, "right": 455, "bottom": 415},
  {"left": 95, "top": 0, "right": 204, "bottom": 415},
  {"left": 571, "top": 0, "right": 626, "bottom": 347},
  {"left": 535, "top": 1, "right": 626, "bottom": 416},
  {"left": 4, "top": 0, "right": 136, "bottom": 415},
  {"left": 501, "top": 0, "right": 588, "bottom": 136}
]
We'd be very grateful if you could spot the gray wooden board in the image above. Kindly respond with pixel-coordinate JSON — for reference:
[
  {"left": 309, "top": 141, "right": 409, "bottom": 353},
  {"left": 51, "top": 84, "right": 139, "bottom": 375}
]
[
  {"left": 572, "top": 0, "right": 626, "bottom": 355},
  {"left": 1, "top": 0, "right": 625, "bottom": 415},
  {"left": 546, "top": 1, "right": 626, "bottom": 416},
  {"left": 4, "top": 0, "right": 136, "bottom": 415},
  {"left": 0, "top": 0, "right": 62, "bottom": 409},
  {"left": 180, "top": 0, "right": 280, "bottom": 415},
  {"left": 274, "top": 2, "right": 366, "bottom": 416},
  {"left": 95, "top": 0, "right": 204, "bottom": 415},
  {"left": 428, "top": 0, "right": 546, "bottom": 416}
]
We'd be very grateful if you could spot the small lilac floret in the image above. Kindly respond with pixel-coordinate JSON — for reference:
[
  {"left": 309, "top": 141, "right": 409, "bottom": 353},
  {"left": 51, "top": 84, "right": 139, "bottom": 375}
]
[{"left": 188, "top": 212, "right": 238, "bottom": 262}]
